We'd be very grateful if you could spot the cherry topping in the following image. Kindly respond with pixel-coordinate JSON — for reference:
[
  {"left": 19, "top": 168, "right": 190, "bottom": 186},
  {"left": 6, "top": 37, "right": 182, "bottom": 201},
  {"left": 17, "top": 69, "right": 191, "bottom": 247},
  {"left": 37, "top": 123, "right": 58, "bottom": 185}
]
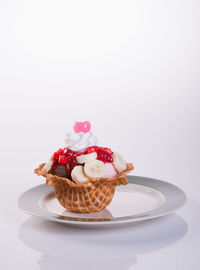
[
  {"left": 75, "top": 152, "right": 85, "bottom": 157},
  {"left": 65, "top": 155, "right": 77, "bottom": 175},
  {"left": 53, "top": 148, "right": 64, "bottom": 160},
  {"left": 63, "top": 148, "right": 74, "bottom": 157},
  {"left": 102, "top": 147, "right": 113, "bottom": 154},
  {"left": 96, "top": 148, "right": 113, "bottom": 163},
  {"left": 86, "top": 146, "right": 113, "bottom": 163},
  {"left": 86, "top": 146, "right": 98, "bottom": 154},
  {"left": 58, "top": 155, "right": 67, "bottom": 164},
  {"left": 51, "top": 147, "right": 78, "bottom": 178},
  {"left": 51, "top": 145, "right": 113, "bottom": 179}
]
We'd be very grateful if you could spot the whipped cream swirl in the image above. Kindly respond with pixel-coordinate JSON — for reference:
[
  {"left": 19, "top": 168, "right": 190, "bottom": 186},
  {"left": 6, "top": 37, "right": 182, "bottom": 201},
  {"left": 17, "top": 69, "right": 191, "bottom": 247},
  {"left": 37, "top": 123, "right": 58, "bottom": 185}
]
[{"left": 65, "top": 132, "right": 98, "bottom": 152}]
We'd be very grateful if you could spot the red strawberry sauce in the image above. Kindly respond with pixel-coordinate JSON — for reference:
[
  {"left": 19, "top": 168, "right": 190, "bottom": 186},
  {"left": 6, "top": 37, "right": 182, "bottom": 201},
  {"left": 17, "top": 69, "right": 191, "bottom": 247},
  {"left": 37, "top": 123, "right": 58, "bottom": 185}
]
[{"left": 52, "top": 146, "right": 113, "bottom": 177}]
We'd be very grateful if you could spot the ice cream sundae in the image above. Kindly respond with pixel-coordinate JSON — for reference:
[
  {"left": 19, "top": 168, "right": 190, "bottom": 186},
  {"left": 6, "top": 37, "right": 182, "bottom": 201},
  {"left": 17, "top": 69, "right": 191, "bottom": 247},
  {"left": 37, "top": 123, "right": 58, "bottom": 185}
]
[{"left": 34, "top": 121, "right": 134, "bottom": 213}]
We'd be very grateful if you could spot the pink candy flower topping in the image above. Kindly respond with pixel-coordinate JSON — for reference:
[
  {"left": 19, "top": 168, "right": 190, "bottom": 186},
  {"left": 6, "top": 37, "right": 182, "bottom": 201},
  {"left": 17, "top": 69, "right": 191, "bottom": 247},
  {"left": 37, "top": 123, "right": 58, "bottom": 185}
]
[{"left": 73, "top": 121, "right": 91, "bottom": 133}]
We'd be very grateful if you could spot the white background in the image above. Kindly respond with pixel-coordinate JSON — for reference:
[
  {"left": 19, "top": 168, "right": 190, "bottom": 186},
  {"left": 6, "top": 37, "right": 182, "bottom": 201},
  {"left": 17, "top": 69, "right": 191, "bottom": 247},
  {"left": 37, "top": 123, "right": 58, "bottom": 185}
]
[{"left": 0, "top": 0, "right": 200, "bottom": 269}]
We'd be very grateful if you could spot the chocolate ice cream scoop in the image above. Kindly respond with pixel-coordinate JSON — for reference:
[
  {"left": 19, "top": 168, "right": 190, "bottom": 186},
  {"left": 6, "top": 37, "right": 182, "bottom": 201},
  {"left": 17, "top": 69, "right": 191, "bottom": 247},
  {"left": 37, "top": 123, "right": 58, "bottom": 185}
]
[{"left": 52, "top": 165, "right": 69, "bottom": 178}]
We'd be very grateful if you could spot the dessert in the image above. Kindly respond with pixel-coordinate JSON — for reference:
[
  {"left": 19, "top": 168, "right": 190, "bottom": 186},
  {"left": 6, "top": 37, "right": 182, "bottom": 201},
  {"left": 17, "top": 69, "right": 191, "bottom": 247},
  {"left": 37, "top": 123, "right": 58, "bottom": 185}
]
[{"left": 34, "top": 121, "right": 134, "bottom": 213}]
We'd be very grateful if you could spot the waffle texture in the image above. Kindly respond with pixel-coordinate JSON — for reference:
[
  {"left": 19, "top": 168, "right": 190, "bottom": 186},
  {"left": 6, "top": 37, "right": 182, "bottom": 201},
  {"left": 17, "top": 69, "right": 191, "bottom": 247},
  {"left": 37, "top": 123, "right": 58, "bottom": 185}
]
[{"left": 34, "top": 163, "right": 134, "bottom": 213}]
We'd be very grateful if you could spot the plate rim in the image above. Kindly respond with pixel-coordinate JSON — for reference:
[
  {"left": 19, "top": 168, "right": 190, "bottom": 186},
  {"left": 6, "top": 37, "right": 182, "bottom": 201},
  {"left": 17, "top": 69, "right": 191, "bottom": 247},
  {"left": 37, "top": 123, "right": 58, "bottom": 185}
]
[{"left": 18, "top": 176, "right": 187, "bottom": 225}]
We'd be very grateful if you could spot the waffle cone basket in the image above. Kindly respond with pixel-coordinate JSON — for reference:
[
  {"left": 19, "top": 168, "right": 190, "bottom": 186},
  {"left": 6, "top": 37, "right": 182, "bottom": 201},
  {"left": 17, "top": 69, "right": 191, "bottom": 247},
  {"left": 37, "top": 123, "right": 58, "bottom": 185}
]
[{"left": 34, "top": 163, "right": 134, "bottom": 213}]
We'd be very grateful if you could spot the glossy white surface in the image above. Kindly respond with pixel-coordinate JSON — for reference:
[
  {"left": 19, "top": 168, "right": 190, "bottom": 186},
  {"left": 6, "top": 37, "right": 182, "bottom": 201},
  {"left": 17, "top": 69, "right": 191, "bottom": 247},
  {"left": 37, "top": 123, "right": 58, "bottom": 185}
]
[
  {"left": 42, "top": 184, "right": 165, "bottom": 218},
  {"left": 0, "top": 0, "right": 200, "bottom": 269},
  {"left": 19, "top": 177, "right": 186, "bottom": 226}
]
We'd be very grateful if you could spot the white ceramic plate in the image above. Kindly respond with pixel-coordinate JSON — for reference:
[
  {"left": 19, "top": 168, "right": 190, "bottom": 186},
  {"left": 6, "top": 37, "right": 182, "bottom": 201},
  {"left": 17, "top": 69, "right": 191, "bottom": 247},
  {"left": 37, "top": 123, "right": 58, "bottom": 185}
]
[{"left": 19, "top": 176, "right": 186, "bottom": 227}]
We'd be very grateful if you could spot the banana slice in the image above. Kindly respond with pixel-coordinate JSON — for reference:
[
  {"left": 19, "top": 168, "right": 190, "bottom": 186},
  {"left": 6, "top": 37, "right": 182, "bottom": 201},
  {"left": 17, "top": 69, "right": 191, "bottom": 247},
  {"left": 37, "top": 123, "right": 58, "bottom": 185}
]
[
  {"left": 41, "top": 158, "right": 53, "bottom": 173},
  {"left": 76, "top": 152, "right": 97, "bottom": 164},
  {"left": 112, "top": 152, "right": 127, "bottom": 172},
  {"left": 71, "top": 165, "right": 88, "bottom": 183},
  {"left": 84, "top": 160, "right": 106, "bottom": 178}
]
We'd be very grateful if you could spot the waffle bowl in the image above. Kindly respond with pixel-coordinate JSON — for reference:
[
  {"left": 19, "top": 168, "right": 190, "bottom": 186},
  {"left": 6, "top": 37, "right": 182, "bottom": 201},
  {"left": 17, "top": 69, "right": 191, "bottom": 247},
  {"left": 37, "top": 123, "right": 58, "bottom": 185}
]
[{"left": 34, "top": 163, "right": 134, "bottom": 213}]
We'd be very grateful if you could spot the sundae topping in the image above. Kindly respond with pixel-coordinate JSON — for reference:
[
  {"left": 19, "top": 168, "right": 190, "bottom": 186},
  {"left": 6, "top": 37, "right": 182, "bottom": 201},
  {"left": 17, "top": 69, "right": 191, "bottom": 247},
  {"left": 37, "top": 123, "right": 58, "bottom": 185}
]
[
  {"left": 76, "top": 152, "right": 97, "bottom": 164},
  {"left": 71, "top": 165, "right": 88, "bottom": 183},
  {"left": 53, "top": 148, "right": 64, "bottom": 160},
  {"left": 65, "top": 155, "right": 77, "bottom": 176},
  {"left": 41, "top": 158, "right": 53, "bottom": 173},
  {"left": 84, "top": 160, "right": 106, "bottom": 178},
  {"left": 73, "top": 121, "right": 91, "bottom": 133},
  {"left": 52, "top": 148, "right": 78, "bottom": 178},
  {"left": 63, "top": 148, "right": 74, "bottom": 157},
  {"left": 58, "top": 155, "right": 67, "bottom": 164},
  {"left": 96, "top": 147, "right": 113, "bottom": 163},
  {"left": 112, "top": 152, "right": 127, "bottom": 172},
  {"left": 65, "top": 132, "right": 97, "bottom": 152},
  {"left": 86, "top": 146, "right": 99, "bottom": 153},
  {"left": 42, "top": 122, "right": 129, "bottom": 182},
  {"left": 65, "top": 121, "right": 97, "bottom": 152},
  {"left": 86, "top": 146, "right": 113, "bottom": 163}
]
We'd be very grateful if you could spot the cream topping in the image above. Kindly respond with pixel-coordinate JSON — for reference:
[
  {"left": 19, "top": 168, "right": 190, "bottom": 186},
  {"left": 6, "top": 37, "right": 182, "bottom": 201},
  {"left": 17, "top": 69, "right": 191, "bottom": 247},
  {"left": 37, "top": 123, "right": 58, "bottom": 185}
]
[{"left": 65, "top": 131, "right": 97, "bottom": 152}]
